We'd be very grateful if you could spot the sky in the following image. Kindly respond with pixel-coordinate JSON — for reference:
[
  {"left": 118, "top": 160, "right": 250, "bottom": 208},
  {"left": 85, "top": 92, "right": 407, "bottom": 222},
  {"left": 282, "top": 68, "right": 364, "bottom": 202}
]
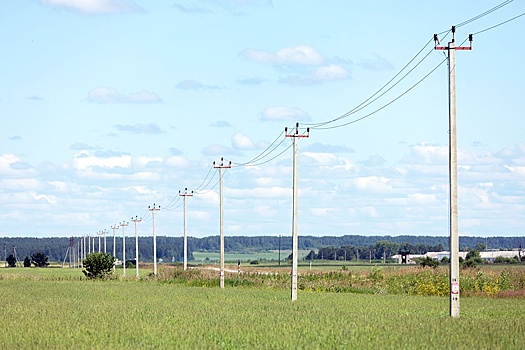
[{"left": 1, "top": 0, "right": 524, "bottom": 239}]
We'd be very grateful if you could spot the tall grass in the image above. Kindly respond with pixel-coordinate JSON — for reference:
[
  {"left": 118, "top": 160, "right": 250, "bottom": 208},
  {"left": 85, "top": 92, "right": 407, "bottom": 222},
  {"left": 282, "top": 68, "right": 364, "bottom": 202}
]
[{"left": 1, "top": 278, "right": 524, "bottom": 349}]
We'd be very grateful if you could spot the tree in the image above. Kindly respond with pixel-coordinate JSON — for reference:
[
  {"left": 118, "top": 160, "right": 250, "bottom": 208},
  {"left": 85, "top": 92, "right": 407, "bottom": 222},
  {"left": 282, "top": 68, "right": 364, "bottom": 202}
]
[
  {"left": 6, "top": 254, "right": 17, "bottom": 267},
  {"left": 31, "top": 252, "right": 49, "bottom": 267},
  {"left": 82, "top": 252, "right": 116, "bottom": 279},
  {"left": 462, "top": 249, "right": 483, "bottom": 267},
  {"left": 23, "top": 256, "right": 31, "bottom": 267},
  {"left": 419, "top": 256, "right": 439, "bottom": 268}
]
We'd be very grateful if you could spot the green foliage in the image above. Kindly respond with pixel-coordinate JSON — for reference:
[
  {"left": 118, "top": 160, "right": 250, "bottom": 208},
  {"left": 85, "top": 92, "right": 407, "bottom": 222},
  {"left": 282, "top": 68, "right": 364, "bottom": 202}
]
[
  {"left": 462, "top": 249, "right": 483, "bottom": 268},
  {"left": 419, "top": 256, "right": 439, "bottom": 268},
  {"left": 6, "top": 254, "right": 17, "bottom": 267},
  {"left": 441, "top": 256, "right": 450, "bottom": 264},
  {"left": 23, "top": 256, "right": 31, "bottom": 267},
  {"left": 31, "top": 252, "right": 49, "bottom": 267},
  {"left": 82, "top": 253, "right": 116, "bottom": 279},
  {"left": 249, "top": 260, "right": 259, "bottom": 265}
]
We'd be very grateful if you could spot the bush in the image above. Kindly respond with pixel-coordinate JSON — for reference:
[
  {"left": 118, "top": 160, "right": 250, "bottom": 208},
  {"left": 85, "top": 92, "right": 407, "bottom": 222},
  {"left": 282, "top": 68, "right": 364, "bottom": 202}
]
[
  {"left": 23, "top": 256, "right": 31, "bottom": 267},
  {"left": 6, "top": 254, "right": 17, "bottom": 267},
  {"left": 82, "top": 253, "right": 116, "bottom": 279},
  {"left": 31, "top": 252, "right": 49, "bottom": 267},
  {"left": 419, "top": 256, "right": 439, "bottom": 268}
]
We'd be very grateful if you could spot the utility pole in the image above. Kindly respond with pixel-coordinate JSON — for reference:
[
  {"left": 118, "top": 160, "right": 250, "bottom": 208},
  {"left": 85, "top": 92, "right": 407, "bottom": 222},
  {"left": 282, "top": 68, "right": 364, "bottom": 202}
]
[
  {"left": 111, "top": 224, "right": 119, "bottom": 272},
  {"left": 179, "top": 189, "right": 193, "bottom": 271},
  {"left": 214, "top": 157, "right": 231, "bottom": 289},
  {"left": 131, "top": 216, "right": 142, "bottom": 278},
  {"left": 434, "top": 26, "right": 472, "bottom": 318},
  {"left": 97, "top": 231, "right": 101, "bottom": 253},
  {"left": 121, "top": 221, "right": 129, "bottom": 277},
  {"left": 148, "top": 204, "right": 160, "bottom": 275},
  {"left": 285, "top": 122, "right": 309, "bottom": 301},
  {"left": 278, "top": 234, "right": 281, "bottom": 266},
  {"left": 103, "top": 229, "right": 108, "bottom": 253}
]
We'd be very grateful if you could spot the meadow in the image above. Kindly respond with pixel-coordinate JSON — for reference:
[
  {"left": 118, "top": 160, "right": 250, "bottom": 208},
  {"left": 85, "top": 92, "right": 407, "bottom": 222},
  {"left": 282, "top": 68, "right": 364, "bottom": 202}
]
[{"left": 1, "top": 266, "right": 525, "bottom": 349}]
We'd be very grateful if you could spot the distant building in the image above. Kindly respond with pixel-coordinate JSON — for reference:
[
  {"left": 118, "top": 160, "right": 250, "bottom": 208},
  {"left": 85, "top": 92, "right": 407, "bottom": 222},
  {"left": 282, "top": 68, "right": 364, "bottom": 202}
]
[{"left": 392, "top": 250, "right": 522, "bottom": 264}]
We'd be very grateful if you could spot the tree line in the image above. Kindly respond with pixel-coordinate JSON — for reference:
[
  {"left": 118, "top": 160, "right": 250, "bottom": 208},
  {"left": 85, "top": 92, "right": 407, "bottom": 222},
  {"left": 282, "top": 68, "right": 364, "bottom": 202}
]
[{"left": 1, "top": 235, "right": 523, "bottom": 263}]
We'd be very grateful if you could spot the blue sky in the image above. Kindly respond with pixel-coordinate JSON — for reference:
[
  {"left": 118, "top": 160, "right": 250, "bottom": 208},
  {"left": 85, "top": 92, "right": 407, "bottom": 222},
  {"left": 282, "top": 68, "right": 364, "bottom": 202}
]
[{"left": 1, "top": 0, "right": 524, "bottom": 239}]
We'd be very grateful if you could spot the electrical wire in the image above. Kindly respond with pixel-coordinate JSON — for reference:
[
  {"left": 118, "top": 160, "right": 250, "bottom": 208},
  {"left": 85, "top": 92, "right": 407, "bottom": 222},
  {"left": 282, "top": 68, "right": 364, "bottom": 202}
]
[
  {"left": 313, "top": 57, "right": 447, "bottom": 130},
  {"left": 456, "top": 0, "right": 514, "bottom": 28},
  {"left": 473, "top": 11, "right": 525, "bottom": 35},
  {"left": 193, "top": 164, "right": 215, "bottom": 192},
  {"left": 305, "top": 37, "right": 435, "bottom": 129},
  {"left": 232, "top": 130, "right": 285, "bottom": 167}
]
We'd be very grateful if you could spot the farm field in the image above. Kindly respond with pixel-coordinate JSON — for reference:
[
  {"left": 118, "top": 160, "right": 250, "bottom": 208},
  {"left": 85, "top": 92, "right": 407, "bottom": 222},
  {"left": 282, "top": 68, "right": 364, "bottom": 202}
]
[{"left": 1, "top": 267, "right": 525, "bottom": 349}]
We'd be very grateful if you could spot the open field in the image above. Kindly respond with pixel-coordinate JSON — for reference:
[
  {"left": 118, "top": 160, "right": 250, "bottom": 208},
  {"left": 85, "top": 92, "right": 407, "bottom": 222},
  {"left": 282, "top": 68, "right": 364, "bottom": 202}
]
[
  {"left": 191, "top": 250, "right": 310, "bottom": 263},
  {"left": 1, "top": 267, "right": 525, "bottom": 349}
]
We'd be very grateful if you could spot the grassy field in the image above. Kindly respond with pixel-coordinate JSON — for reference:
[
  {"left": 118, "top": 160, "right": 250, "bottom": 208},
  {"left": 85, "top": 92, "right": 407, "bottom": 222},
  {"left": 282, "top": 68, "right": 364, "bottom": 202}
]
[
  {"left": 1, "top": 267, "right": 525, "bottom": 349},
  {"left": 192, "top": 250, "right": 310, "bottom": 263}
]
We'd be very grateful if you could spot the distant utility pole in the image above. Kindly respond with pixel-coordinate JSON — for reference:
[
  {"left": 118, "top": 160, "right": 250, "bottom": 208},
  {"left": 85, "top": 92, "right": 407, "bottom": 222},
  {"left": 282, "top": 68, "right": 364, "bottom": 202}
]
[
  {"left": 121, "top": 221, "right": 129, "bottom": 277},
  {"left": 131, "top": 216, "right": 142, "bottom": 278},
  {"left": 434, "top": 26, "right": 472, "bottom": 318},
  {"left": 285, "top": 122, "right": 309, "bottom": 301},
  {"left": 97, "top": 231, "right": 102, "bottom": 253},
  {"left": 214, "top": 157, "right": 231, "bottom": 289},
  {"left": 111, "top": 224, "right": 119, "bottom": 272},
  {"left": 179, "top": 189, "right": 193, "bottom": 271},
  {"left": 148, "top": 204, "right": 160, "bottom": 275},
  {"left": 103, "top": 229, "right": 108, "bottom": 253}
]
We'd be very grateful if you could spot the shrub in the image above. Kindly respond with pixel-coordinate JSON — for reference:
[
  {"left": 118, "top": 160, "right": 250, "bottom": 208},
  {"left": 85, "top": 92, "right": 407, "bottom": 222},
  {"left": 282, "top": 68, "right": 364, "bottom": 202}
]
[
  {"left": 82, "top": 253, "right": 116, "bottom": 279},
  {"left": 23, "top": 256, "right": 31, "bottom": 267},
  {"left": 31, "top": 252, "right": 49, "bottom": 267},
  {"left": 6, "top": 254, "right": 17, "bottom": 267},
  {"left": 419, "top": 256, "right": 439, "bottom": 268}
]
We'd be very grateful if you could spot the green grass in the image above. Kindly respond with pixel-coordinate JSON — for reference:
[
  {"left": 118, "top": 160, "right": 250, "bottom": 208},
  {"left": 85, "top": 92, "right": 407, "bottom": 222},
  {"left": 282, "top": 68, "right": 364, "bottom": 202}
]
[{"left": 1, "top": 276, "right": 524, "bottom": 349}]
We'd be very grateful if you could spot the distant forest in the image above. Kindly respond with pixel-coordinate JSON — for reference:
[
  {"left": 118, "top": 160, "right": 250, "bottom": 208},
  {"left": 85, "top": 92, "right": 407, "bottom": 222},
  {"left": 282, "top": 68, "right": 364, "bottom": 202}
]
[{"left": 2, "top": 235, "right": 523, "bottom": 263}]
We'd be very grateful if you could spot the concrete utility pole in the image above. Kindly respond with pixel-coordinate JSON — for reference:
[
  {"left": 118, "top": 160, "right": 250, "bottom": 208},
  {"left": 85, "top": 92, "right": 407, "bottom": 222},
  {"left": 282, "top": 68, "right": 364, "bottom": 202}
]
[
  {"left": 148, "top": 204, "right": 160, "bottom": 275},
  {"left": 97, "top": 231, "right": 102, "bottom": 253},
  {"left": 111, "top": 224, "right": 119, "bottom": 272},
  {"left": 121, "top": 221, "right": 129, "bottom": 277},
  {"left": 179, "top": 189, "right": 193, "bottom": 271},
  {"left": 214, "top": 157, "right": 231, "bottom": 289},
  {"left": 131, "top": 216, "right": 142, "bottom": 278},
  {"left": 103, "top": 229, "right": 108, "bottom": 253},
  {"left": 434, "top": 26, "right": 472, "bottom": 318},
  {"left": 285, "top": 122, "right": 309, "bottom": 301}
]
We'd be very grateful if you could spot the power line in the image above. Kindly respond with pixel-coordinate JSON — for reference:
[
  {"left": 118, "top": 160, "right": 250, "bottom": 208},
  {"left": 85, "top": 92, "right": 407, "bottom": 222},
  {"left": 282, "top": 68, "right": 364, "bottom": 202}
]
[
  {"left": 455, "top": 0, "right": 514, "bottom": 28},
  {"left": 473, "top": 11, "right": 525, "bottom": 35},
  {"left": 313, "top": 57, "right": 447, "bottom": 130}
]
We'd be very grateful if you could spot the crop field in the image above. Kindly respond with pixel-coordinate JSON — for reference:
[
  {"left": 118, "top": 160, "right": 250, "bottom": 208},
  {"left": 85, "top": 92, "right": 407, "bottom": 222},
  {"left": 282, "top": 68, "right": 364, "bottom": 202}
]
[{"left": 1, "top": 266, "right": 525, "bottom": 349}]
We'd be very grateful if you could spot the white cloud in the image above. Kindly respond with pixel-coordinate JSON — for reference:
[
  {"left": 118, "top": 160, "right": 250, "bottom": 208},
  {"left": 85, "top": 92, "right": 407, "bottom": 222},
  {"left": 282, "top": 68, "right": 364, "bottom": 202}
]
[
  {"left": 260, "top": 106, "right": 311, "bottom": 122},
  {"left": 42, "top": 0, "right": 141, "bottom": 14},
  {"left": 87, "top": 87, "right": 162, "bottom": 104},
  {"left": 344, "top": 176, "right": 392, "bottom": 193},
  {"left": 242, "top": 45, "right": 324, "bottom": 66},
  {"left": 232, "top": 132, "right": 255, "bottom": 150},
  {"left": 73, "top": 152, "right": 132, "bottom": 170},
  {"left": 313, "top": 64, "right": 349, "bottom": 80}
]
